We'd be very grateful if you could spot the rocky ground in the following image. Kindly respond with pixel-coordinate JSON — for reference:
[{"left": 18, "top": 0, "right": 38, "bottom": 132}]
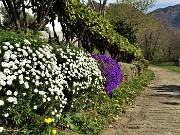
[{"left": 100, "top": 66, "right": 180, "bottom": 135}]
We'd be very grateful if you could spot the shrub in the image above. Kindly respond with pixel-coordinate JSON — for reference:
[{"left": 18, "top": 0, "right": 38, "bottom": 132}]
[
  {"left": 0, "top": 40, "right": 68, "bottom": 133},
  {"left": 91, "top": 54, "right": 123, "bottom": 95},
  {"left": 57, "top": 0, "right": 142, "bottom": 62},
  {"left": 0, "top": 31, "right": 105, "bottom": 134},
  {"left": 120, "top": 62, "right": 139, "bottom": 82},
  {"left": 132, "top": 60, "right": 149, "bottom": 74}
]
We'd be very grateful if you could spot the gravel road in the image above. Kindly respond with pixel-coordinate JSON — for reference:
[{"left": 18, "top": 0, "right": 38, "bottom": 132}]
[{"left": 100, "top": 66, "right": 180, "bottom": 135}]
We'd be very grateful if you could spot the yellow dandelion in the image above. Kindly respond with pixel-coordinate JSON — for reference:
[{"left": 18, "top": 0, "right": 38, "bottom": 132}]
[
  {"left": 94, "top": 117, "right": 98, "bottom": 121},
  {"left": 52, "top": 129, "right": 57, "bottom": 135},
  {"left": 44, "top": 118, "right": 52, "bottom": 124},
  {"left": 115, "top": 100, "right": 119, "bottom": 103},
  {"left": 100, "top": 91, "right": 106, "bottom": 95},
  {"left": 114, "top": 104, "right": 120, "bottom": 108}
]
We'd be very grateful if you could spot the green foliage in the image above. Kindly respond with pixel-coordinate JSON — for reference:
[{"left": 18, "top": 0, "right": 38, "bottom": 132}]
[
  {"left": 56, "top": 0, "right": 142, "bottom": 63},
  {"left": 112, "top": 20, "right": 137, "bottom": 45},
  {"left": 105, "top": 3, "right": 159, "bottom": 61},
  {"left": 118, "top": 0, "right": 156, "bottom": 11},
  {"left": 105, "top": 3, "right": 158, "bottom": 34},
  {"left": 0, "top": 6, "right": 13, "bottom": 29},
  {"left": 0, "top": 29, "right": 45, "bottom": 49}
]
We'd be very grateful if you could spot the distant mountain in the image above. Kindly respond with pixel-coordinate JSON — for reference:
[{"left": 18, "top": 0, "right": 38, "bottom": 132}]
[{"left": 152, "top": 4, "right": 180, "bottom": 28}]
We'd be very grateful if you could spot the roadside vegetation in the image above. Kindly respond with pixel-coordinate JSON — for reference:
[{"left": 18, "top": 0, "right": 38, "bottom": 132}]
[
  {"left": 150, "top": 62, "right": 180, "bottom": 74},
  {"left": 0, "top": 0, "right": 160, "bottom": 134},
  {"left": 59, "top": 69, "right": 155, "bottom": 135},
  {"left": 0, "top": 30, "right": 154, "bottom": 135}
]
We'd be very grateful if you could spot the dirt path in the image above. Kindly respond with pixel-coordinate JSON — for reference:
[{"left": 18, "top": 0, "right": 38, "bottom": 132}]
[{"left": 100, "top": 66, "right": 180, "bottom": 135}]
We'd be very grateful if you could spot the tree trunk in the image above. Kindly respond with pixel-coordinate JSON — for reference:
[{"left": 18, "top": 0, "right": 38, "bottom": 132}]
[{"left": 2, "top": 0, "right": 22, "bottom": 31}]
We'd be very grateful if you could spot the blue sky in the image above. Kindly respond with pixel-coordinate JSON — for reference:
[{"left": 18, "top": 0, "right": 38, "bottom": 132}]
[{"left": 149, "top": 0, "right": 180, "bottom": 11}]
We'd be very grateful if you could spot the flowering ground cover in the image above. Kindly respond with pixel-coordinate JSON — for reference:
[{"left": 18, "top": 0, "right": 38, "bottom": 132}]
[
  {"left": 0, "top": 30, "right": 154, "bottom": 135},
  {"left": 0, "top": 30, "right": 105, "bottom": 134},
  {"left": 59, "top": 69, "right": 155, "bottom": 135},
  {"left": 91, "top": 54, "right": 123, "bottom": 95}
]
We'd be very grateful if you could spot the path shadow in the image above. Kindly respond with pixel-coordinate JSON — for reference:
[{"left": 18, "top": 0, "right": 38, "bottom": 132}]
[
  {"left": 149, "top": 85, "right": 180, "bottom": 99},
  {"left": 161, "top": 101, "right": 180, "bottom": 105}
]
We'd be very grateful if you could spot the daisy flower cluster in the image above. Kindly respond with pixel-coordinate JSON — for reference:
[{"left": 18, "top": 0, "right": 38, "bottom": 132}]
[
  {"left": 0, "top": 40, "right": 69, "bottom": 128},
  {"left": 0, "top": 36, "right": 105, "bottom": 132},
  {"left": 54, "top": 46, "right": 105, "bottom": 109}
]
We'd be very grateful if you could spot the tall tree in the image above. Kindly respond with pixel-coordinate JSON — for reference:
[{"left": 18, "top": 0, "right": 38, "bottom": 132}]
[
  {"left": 87, "top": 0, "right": 107, "bottom": 17},
  {"left": 1, "top": 0, "right": 55, "bottom": 32},
  {"left": 105, "top": 2, "right": 159, "bottom": 60},
  {"left": 117, "top": 0, "right": 157, "bottom": 11},
  {"left": 106, "top": 3, "right": 158, "bottom": 37},
  {"left": 0, "top": 6, "right": 35, "bottom": 30}
]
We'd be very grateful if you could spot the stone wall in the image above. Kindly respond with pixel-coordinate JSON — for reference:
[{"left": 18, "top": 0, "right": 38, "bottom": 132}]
[
  {"left": 120, "top": 59, "right": 149, "bottom": 82},
  {"left": 120, "top": 62, "right": 139, "bottom": 82}
]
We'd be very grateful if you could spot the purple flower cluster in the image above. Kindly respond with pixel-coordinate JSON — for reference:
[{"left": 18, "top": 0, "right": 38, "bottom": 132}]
[{"left": 91, "top": 54, "right": 123, "bottom": 95}]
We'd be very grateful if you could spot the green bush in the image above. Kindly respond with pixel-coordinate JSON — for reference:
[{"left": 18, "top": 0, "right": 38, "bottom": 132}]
[
  {"left": 110, "top": 20, "right": 137, "bottom": 45},
  {"left": 120, "top": 62, "right": 139, "bottom": 82},
  {"left": 57, "top": 0, "right": 142, "bottom": 63}
]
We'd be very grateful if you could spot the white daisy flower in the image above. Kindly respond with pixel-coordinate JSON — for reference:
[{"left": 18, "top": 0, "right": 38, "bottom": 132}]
[
  {"left": 6, "top": 90, "right": 12, "bottom": 95},
  {"left": 14, "top": 91, "right": 18, "bottom": 96},
  {"left": 15, "top": 43, "right": 20, "bottom": 47},
  {"left": 0, "top": 100, "right": 4, "bottom": 106},
  {"left": 33, "top": 105, "right": 37, "bottom": 110},
  {"left": 34, "top": 88, "right": 38, "bottom": 93},
  {"left": 24, "top": 39, "right": 31, "bottom": 45},
  {"left": 4, "top": 113, "right": 9, "bottom": 117},
  {"left": 0, "top": 127, "right": 3, "bottom": 132},
  {"left": 24, "top": 82, "right": 29, "bottom": 89}
]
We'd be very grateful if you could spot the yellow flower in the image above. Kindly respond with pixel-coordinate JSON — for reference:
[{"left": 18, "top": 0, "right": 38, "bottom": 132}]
[
  {"left": 52, "top": 129, "right": 57, "bottom": 135},
  {"left": 100, "top": 91, "right": 106, "bottom": 95},
  {"left": 114, "top": 104, "right": 120, "bottom": 108},
  {"left": 44, "top": 118, "right": 52, "bottom": 124},
  {"left": 115, "top": 100, "right": 119, "bottom": 103},
  {"left": 94, "top": 117, "right": 98, "bottom": 121}
]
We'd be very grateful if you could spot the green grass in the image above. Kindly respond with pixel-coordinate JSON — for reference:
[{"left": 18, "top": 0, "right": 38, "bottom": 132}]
[{"left": 150, "top": 62, "right": 180, "bottom": 74}]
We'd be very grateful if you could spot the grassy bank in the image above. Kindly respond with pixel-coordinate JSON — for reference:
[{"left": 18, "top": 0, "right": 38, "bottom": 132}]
[
  {"left": 150, "top": 62, "right": 180, "bottom": 74},
  {"left": 60, "top": 69, "right": 155, "bottom": 135}
]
